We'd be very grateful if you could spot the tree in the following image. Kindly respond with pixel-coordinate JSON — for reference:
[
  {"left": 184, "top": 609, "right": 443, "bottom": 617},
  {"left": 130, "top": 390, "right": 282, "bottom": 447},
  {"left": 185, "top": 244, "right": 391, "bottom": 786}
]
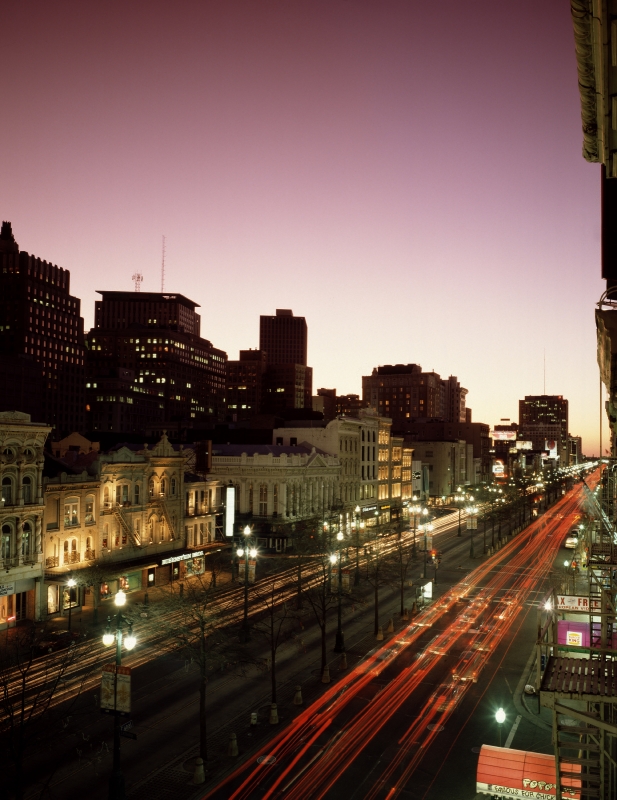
[
  {"left": 364, "top": 524, "right": 392, "bottom": 635},
  {"left": 251, "top": 576, "right": 296, "bottom": 704},
  {"left": 0, "top": 625, "right": 94, "bottom": 799},
  {"left": 301, "top": 553, "right": 339, "bottom": 674},
  {"left": 161, "top": 574, "right": 229, "bottom": 764},
  {"left": 387, "top": 532, "right": 416, "bottom": 617}
]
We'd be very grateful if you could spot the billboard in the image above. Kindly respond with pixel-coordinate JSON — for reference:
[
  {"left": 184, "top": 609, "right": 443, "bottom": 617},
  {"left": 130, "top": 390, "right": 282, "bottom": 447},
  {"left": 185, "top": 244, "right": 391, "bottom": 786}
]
[
  {"left": 490, "top": 430, "right": 516, "bottom": 441},
  {"left": 515, "top": 440, "right": 533, "bottom": 450},
  {"left": 545, "top": 440, "right": 558, "bottom": 459},
  {"left": 492, "top": 460, "right": 505, "bottom": 476},
  {"left": 225, "top": 485, "right": 236, "bottom": 537}
]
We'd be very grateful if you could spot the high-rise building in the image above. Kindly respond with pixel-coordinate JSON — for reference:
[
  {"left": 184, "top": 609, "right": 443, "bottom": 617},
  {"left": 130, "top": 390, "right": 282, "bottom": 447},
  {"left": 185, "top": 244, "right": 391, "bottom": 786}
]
[
  {"left": 0, "top": 222, "right": 85, "bottom": 435},
  {"left": 362, "top": 364, "right": 467, "bottom": 428},
  {"left": 226, "top": 349, "right": 267, "bottom": 422},
  {"left": 261, "top": 364, "right": 313, "bottom": 413},
  {"left": 86, "top": 291, "right": 226, "bottom": 433},
  {"left": 259, "top": 309, "right": 307, "bottom": 366},
  {"left": 518, "top": 395, "right": 569, "bottom": 464}
]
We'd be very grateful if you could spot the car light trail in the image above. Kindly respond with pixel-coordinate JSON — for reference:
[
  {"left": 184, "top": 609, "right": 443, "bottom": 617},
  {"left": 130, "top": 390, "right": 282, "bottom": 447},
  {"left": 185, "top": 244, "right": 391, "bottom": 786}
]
[{"left": 204, "top": 473, "right": 597, "bottom": 800}]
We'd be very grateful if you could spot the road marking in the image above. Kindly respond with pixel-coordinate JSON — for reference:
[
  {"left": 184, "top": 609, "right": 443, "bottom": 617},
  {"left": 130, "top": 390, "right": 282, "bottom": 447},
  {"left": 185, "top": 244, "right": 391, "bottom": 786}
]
[{"left": 504, "top": 714, "right": 522, "bottom": 749}]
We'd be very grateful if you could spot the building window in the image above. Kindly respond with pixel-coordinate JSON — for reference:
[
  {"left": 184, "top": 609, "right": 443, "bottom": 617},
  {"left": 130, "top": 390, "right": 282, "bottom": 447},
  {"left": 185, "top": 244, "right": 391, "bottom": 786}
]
[
  {"left": 248, "top": 483, "right": 254, "bottom": 513},
  {"left": 22, "top": 476, "right": 32, "bottom": 504},
  {"left": 259, "top": 484, "right": 267, "bottom": 516},
  {"left": 273, "top": 484, "right": 278, "bottom": 514},
  {"left": 149, "top": 478, "right": 155, "bottom": 498},
  {"left": 2, "top": 477, "right": 13, "bottom": 505},
  {"left": 171, "top": 478, "right": 176, "bottom": 496},
  {"left": 22, "top": 522, "right": 31, "bottom": 556},
  {"left": 64, "top": 500, "right": 79, "bottom": 527},
  {"left": 1, "top": 524, "right": 12, "bottom": 560},
  {"left": 160, "top": 478, "right": 167, "bottom": 497},
  {"left": 85, "top": 497, "right": 95, "bottom": 524},
  {"left": 134, "top": 483, "right": 140, "bottom": 505}
]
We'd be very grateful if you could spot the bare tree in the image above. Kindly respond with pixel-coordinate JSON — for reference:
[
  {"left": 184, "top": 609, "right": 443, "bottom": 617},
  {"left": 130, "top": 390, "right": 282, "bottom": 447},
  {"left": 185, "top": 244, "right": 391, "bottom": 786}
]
[
  {"left": 161, "top": 574, "right": 230, "bottom": 764},
  {"left": 387, "top": 533, "right": 416, "bottom": 617},
  {"left": 251, "top": 577, "right": 296, "bottom": 703},
  {"left": 0, "top": 625, "right": 94, "bottom": 799},
  {"left": 364, "top": 525, "right": 392, "bottom": 635},
  {"left": 301, "top": 554, "right": 339, "bottom": 673}
]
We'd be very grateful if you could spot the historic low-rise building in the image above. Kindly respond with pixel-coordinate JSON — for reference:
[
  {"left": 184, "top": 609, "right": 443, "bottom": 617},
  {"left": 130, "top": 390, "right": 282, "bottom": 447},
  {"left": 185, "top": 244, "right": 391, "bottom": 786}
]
[
  {"left": 209, "top": 444, "right": 340, "bottom": 551},
  {"left": 0, "top": 411, "right": 50, "bottom": 629},
  {"left": 42, "top": 433, "right": 215, "bottom": 617}
]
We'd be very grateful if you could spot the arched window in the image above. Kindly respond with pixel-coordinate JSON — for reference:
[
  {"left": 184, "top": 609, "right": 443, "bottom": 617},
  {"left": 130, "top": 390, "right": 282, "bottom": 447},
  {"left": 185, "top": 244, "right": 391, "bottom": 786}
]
[
  {"left": 104, "top": 485, "right": 110, "bottom": 507},
  {"left": 2, "top": 477, "right": 13, "bottom": 505},
  {"left": 22, "top": 522, "right": 31, "bottom": 556},
  {"left": 85, "top": 496, "right": 95, "bottom": 524},
  {"left": 149, "top": 478, "right": 155, "bottom": 499},
  {"left": 160, "top": 478, "right": 167, "bottom": 497},
  {"left": 171, "top": 477, "right": 176, "bottom": 496},
  {"left": 1, "top": 524, "right": 12, "bottom": 559},
  {"left": 22, "top": 476, "right": 32, "bottom": 504},
  {"left": 134, "top": 483, "right": 140, "bottom": 505},
  {"left": 63, "top": 540, "right": 69, "bottom": 565}
]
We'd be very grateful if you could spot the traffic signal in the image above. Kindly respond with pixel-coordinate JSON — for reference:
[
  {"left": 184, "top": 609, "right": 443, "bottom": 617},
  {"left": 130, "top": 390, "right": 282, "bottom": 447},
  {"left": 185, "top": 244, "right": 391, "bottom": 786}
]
[
  {"left": 431, "top": 550, "right": 437, "bottom": 562},
  {"left": 436, "top": 551, "right": 442, "bottom": 565}
]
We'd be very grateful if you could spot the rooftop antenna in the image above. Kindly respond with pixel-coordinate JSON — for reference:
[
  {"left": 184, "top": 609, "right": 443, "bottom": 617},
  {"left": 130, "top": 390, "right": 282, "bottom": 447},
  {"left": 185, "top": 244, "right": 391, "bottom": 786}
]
[
  {"left": 132, "top": 272, "right": 143, "bottom": 292},
  {"left": 161, "top": 235, "right": 166, "bottom": 292},
  {"left": 543, "top": 349, "right": 546, "bottom": 395}
]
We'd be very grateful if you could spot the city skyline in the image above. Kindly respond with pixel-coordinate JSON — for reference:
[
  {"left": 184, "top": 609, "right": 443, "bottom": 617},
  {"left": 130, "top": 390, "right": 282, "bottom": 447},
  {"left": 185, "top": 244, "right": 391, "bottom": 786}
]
[{"left": 0, "top": 1, "right": 602, "bottom": 452}]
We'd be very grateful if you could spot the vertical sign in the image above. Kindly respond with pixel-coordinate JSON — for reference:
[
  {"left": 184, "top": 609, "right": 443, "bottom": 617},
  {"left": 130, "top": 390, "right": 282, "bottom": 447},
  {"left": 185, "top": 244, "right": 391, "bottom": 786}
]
[
  {"left": 225, "top": 485, "right": 235, "bottom": 537},
  {"left": 425, "top": 534, "right": 433, "bottom": 550},
  {"left": 100, "top": 664, "right": 132, "bottom": 713},
  {"left": 342, "top": 569, "right": 350, "bottom": 593},
  {"left": 238, "top": 560, "right": 245, "bottom": 581},
  {"left": 248, "top": 559, "right": 256, "bottom": 584}
]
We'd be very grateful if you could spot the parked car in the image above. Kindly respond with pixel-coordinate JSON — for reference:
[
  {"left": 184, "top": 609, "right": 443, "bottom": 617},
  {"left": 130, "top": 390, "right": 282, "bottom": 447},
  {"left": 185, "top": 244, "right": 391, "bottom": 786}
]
[
  {"left": 564, "top": 536, "right": 578, "bottom": 549},
  {"left": 35, "top": 630, "right": 82, "bottom": 655}
]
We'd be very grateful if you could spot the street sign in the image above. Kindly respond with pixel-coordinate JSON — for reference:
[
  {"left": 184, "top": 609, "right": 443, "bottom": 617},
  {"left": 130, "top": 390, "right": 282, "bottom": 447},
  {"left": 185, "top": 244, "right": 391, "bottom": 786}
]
[
  {"left": 100, "top": 664, "right": 131, "bottom": 714},
  {"left": 120, "top": 719, "right": 133, "bottom": 731},
  {"left": 120, "top": 730, "right": 137, "bottom": 740}
]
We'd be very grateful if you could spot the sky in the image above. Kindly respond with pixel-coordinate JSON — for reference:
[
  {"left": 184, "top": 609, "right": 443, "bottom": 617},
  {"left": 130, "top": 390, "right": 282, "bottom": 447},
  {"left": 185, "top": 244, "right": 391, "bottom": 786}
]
[{"left": 0, "top": 0, "right": 605, "bottom": 454}]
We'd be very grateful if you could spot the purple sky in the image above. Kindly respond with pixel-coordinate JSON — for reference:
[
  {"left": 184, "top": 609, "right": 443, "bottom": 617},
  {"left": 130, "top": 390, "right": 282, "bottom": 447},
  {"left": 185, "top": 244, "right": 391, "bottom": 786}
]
[{"left": 1, "top": 1, "right": 604, "bottom": 453}]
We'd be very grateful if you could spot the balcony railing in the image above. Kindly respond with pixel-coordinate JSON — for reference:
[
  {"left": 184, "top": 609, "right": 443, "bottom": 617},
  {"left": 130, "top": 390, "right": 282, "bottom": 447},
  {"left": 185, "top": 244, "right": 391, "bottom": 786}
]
[
  {"left": 85, "top": 548, "right": 96, "bottom": 561},
  {"left": 46, "top": 556, "right": 60, "bottom": 568},
  {"left": 63, "top": 551, "right": 81, "bottom": 565}
]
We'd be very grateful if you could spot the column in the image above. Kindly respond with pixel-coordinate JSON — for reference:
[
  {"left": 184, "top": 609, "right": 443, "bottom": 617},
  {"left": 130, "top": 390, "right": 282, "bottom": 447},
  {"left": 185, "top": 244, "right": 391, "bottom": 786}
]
[
  {"left": 35, "top": 516, "right": 42, "bottom": 560},
  {"left": 16, "top": 517, "right": 23, "bottom": 565}
]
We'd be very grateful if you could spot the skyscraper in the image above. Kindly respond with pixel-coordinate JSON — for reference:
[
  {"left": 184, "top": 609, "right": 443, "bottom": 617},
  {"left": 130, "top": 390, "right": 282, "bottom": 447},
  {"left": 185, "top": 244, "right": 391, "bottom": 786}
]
[
  {"left": 86, "top": 291, "right": 226, "bottom": 432},
  {"left": 0, "top": 222, "right": 85, "bottom": 435},
  {"left": 259, "top": 309, "right": 307, "bottom": 366},
  {"left": 518, "top": 395, "right": 569, "bottom": 464}
]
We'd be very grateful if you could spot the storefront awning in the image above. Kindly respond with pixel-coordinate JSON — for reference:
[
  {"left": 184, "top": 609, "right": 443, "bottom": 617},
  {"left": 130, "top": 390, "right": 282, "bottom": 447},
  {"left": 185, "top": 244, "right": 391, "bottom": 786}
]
[{"left": 476, "top": 745, "right": 580, "bottom": 799}]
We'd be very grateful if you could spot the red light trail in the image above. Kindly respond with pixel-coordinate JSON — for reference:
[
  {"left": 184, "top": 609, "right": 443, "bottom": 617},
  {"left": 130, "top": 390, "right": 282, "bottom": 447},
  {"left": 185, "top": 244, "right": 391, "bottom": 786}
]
[{"left": 204, "top": 474, "right": 596, "bottom": 800}]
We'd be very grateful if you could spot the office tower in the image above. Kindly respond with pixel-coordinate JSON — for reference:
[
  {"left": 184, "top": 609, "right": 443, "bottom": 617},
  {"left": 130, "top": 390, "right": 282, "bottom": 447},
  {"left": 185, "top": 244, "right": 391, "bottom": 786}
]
[
  {"left": 518, "top": 395, "right": 569, "bottom": 463},
  {"left": 0, "top": 222, "right": 85, "bottom": 435},
  {"left": 86, "top": 291, "right": 226, "bottom": 432},
  {"left": 226, "top": 349, "right": 267, "bottom": 421},
  {"left": 259, "top": 309, "right": 307, "bottom": 366}
]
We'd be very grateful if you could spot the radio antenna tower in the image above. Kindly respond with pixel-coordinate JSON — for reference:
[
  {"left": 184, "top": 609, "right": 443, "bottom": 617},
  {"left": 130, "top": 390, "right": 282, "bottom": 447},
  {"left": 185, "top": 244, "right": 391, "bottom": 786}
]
[
  {"left": 132, "top": 272, "right": 143, "bottom": 292},
  {"left": 161, "top": 235, "right": 166, "bottom": 292}
]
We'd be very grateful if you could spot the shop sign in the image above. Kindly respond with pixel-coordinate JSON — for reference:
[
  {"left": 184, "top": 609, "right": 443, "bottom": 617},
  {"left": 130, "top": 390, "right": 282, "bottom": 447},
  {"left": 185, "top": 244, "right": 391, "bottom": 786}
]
[
  {"left": 556, "top": 595, "right": 601, "bottom": 612},
  {"left": 0, "top": 583, "right": 15, "bottom": 597},
  {"left": 100, "top": 664, "right": 131, "bottom": 714},
  {"left": 566, "top": 631, "right": 583, "bottom": 647},
  {"left": 161, "top": 550, "right": 204, "bottom": 566},
  {"left": 186, "top": 556, "right": 204, "bottom": 576}
]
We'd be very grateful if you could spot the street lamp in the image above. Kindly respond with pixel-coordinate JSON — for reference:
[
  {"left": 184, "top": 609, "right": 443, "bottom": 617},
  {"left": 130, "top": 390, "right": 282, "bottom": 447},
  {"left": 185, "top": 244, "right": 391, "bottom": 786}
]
[
  {"left": 495, "top": 707, "right": 506, "bottom": 746},
  {"left": 420, "top": 509, "right": 432, "bottom": 580},
  {"left": 66, "top": 577, "right": 76, "bottom": 631},
  {"left": 238, "top": 525, "right": 257, "bottom": 643},
  {"left": 102, "top": 590, "right": 137, "bottom": 800},
  {"left": 453, "top": 489, "right": 465, "bottom": 537}
]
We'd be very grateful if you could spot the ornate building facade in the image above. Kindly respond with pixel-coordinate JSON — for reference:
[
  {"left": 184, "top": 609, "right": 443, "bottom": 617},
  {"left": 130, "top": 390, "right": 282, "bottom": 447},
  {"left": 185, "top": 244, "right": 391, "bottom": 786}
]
[{"left": 0, "top": 411, "right": 51, "bottom": 629}]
